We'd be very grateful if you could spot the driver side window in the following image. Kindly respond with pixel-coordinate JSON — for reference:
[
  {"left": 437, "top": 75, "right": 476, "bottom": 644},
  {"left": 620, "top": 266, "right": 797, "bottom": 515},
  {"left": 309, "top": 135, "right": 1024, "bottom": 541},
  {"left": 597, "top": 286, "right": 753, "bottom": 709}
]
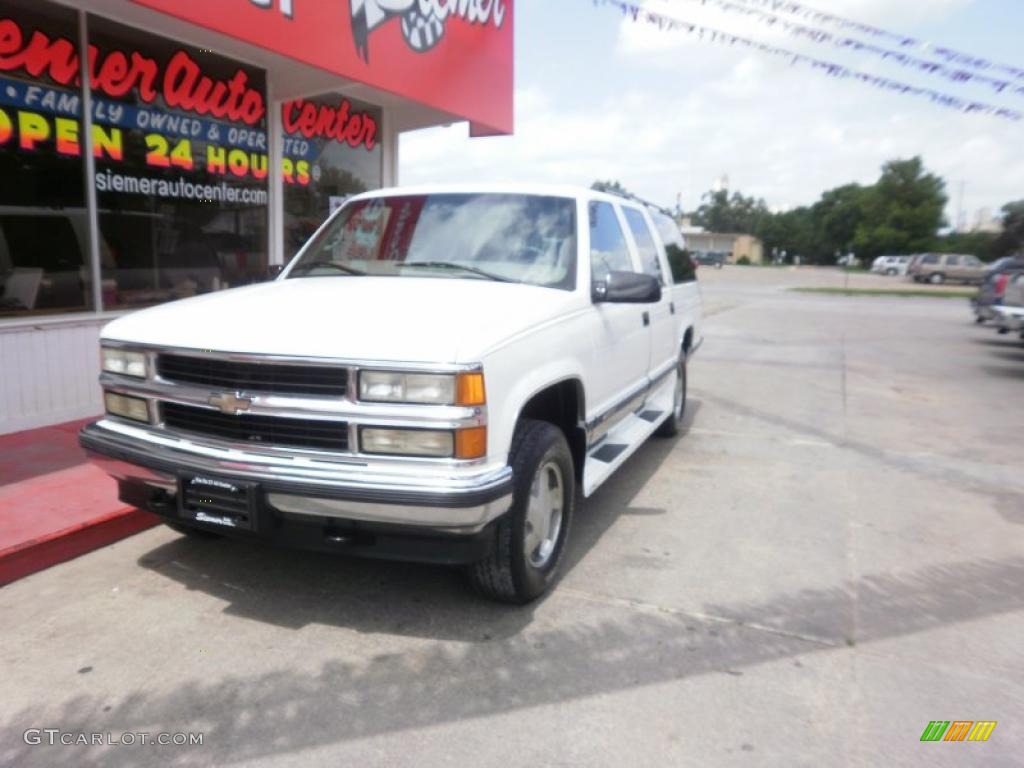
[{"left": 589, "top": 201, "right": 634, "bottom": 281}]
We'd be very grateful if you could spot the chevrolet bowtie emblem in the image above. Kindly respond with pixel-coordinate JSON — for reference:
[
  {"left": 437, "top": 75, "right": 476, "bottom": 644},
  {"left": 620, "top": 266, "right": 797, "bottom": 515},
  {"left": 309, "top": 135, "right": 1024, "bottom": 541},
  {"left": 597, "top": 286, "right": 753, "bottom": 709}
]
[{"left": 209, "top": 391, "right": 252, "bottom": 415}]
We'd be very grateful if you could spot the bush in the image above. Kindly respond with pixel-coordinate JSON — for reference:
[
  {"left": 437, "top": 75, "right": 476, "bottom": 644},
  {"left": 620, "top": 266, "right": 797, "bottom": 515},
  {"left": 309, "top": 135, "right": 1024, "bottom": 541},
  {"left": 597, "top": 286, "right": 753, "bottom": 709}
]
[{"left": 737, "top": 256, "right": 751, "bottom": 265}]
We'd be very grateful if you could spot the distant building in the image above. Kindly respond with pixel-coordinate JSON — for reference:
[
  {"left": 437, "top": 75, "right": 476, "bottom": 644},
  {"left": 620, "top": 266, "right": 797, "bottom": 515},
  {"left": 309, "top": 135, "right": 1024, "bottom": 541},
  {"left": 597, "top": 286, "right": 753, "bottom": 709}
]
[
  {"left": 972, "top": 208, "right": 1003, "bottom": 234},
  {"left": 683, "top": 231, "right": 764, "bottom": 265}
]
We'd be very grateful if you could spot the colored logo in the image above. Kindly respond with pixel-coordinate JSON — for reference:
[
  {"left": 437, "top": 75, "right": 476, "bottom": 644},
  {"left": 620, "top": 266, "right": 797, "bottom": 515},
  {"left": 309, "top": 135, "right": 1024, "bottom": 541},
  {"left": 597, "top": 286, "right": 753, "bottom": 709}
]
[
  {"left": 348, "top": 0, "right": 506, "bottom": 61},
  {"left": 920, "top": 721, "right": 997, "bottom": 742},
  {"left": 208, "top": 391, "right": 253, "bottom": 415}
]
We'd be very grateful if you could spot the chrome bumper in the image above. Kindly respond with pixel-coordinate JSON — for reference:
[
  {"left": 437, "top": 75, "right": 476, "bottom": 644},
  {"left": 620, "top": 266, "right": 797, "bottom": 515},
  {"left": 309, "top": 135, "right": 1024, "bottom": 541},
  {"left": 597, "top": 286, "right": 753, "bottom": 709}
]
[{"left": 80, "top": 420, "right": 513, "bottom": 533}]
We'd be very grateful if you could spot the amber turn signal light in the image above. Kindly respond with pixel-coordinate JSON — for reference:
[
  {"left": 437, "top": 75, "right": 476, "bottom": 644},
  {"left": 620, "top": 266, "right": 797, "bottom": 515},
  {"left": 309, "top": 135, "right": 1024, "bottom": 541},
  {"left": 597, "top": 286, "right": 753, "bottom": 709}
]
[
  {"left": 456, "top": 372, "right": 486, "bottom": 406},
  {"left": 455, "top": 427, "right": 487, "bottom": 459}
]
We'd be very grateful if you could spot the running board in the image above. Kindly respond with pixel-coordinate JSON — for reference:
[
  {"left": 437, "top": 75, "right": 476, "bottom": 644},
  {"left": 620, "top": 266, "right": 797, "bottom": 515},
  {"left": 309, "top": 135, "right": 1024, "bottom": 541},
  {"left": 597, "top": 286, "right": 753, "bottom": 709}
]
[{"left": 582, "top": 375, "right": 675, "bottom": 497}]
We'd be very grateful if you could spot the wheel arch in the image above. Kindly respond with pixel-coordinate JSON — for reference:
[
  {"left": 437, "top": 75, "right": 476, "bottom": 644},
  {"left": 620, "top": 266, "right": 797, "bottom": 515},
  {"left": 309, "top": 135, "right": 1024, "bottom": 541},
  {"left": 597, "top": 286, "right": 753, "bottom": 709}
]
[
  {"left": 682, "top": 326, "right": 694, "bottom": 357},
  {"left": 515, "top": 378, "right": 587, "bottom": 486}
]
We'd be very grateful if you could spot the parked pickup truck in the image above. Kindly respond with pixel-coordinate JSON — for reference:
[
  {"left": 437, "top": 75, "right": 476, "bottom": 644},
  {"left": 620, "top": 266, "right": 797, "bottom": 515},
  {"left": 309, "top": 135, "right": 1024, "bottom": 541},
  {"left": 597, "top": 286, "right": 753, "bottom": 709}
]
[{"left": 80, "top": 185, "right": 703, "bottom": 603}]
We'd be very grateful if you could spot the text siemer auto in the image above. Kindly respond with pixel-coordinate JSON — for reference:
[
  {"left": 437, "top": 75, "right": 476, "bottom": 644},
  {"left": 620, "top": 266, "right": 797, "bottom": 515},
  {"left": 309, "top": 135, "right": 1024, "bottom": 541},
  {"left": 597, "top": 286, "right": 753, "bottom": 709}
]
[{"left": 0, "top": 15, "right": 378, "bottom": 188}]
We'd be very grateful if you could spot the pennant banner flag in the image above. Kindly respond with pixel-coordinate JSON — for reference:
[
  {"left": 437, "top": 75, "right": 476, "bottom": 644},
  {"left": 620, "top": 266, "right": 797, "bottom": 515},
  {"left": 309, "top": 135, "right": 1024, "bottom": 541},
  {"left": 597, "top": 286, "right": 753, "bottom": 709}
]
[
  {"left": 730, "top": 0, "right": 1024, "bottom": 82},
  {"left": 663, "top": 0, "right": 1024, "bottom": 97},
  {"left": 598, "top": 0, "right": 1022, "bottom": 122}
]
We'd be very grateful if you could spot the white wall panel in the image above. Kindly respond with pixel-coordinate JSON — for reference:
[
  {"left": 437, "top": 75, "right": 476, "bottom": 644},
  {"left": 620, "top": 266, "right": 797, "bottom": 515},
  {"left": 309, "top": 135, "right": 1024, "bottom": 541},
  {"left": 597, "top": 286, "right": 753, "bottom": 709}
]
[{"left": 0, "top": 319, "right": 106, "bottom": 435}]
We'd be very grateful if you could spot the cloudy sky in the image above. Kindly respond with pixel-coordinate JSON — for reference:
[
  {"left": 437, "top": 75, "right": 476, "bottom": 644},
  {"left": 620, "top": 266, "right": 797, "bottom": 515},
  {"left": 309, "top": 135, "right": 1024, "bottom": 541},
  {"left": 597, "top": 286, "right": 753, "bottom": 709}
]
[{"left": 400, "top": 0, "right": 1024, "bottom": 228}]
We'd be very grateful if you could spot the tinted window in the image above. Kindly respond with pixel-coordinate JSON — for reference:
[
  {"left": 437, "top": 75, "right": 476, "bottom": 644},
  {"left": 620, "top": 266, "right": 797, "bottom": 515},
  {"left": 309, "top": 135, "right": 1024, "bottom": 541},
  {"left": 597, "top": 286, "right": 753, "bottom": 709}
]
[
  {"left": 945, "top": 255, "right": 962, "bottom": 266},
  {"left": 622, "top": 208, "right": 663, "bottom": 283},
  {"left": 0, "top": 0, "right": 90, "bottom": 315},
  {"left": 89, "top": 15, "right": 269, "bottom": 310},
  {"left": 652, "top": 212, "right": 696, "bottom": 283},
  {"left": 282, "top": 94, "right": 383, "bottom": 258},
  {"left": 588, "top": 202, "right": 634, "bottom": 280},
  {"left": 921, "top": 254, "right": 939, "bottom": 265}
]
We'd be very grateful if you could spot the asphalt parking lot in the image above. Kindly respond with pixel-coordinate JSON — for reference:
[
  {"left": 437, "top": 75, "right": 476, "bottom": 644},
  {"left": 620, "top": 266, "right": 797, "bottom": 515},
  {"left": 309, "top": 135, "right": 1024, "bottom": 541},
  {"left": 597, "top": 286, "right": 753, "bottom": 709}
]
[{"left": 2, "top": 267, "right": 1022, "bottom": 767}]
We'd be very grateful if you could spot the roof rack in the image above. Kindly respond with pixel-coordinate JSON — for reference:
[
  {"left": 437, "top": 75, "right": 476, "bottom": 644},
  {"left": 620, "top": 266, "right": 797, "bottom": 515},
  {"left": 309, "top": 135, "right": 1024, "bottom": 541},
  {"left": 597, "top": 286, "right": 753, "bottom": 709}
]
[{"left": 620, "top": 191, "right": 676, "bottom": 218}]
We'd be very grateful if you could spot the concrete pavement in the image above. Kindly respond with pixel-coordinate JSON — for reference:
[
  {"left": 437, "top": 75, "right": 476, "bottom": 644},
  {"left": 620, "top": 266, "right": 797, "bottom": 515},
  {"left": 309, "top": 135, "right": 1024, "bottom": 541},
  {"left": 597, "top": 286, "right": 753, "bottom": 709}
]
[{"left": 1, "top": 267, "right": 1021, "bottom": 767}]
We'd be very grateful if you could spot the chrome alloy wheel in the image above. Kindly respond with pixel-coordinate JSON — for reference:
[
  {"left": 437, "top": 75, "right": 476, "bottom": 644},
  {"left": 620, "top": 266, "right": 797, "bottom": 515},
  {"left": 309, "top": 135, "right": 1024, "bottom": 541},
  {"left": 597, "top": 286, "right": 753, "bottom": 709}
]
[{"left": 524, "top": 460, "right": 564, "bottom": 569}]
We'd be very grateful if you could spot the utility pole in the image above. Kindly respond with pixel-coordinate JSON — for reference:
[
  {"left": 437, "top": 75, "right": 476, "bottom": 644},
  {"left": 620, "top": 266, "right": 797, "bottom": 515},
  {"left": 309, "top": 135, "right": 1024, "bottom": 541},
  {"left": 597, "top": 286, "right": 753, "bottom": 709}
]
[{"left": 956, "top": 180, "right": 966, "bottom": 233}]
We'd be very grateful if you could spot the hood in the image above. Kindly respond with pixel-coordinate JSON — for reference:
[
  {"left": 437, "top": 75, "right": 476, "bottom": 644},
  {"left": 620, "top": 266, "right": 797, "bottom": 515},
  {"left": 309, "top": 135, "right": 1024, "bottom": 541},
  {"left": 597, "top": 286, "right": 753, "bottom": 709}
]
[{"left": 102, "top": 277, "right": 583, "bottom": 363}]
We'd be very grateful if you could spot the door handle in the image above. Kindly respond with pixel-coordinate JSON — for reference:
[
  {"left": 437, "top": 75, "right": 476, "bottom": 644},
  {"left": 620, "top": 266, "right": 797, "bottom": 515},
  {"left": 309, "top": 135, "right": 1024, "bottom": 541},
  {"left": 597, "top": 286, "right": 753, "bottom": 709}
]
[
  {"left": 669, "top": 302, "right": 676, "bottom": 315},
  {"left": 642, "top": 311, "right": 650, "bottom": 327}
]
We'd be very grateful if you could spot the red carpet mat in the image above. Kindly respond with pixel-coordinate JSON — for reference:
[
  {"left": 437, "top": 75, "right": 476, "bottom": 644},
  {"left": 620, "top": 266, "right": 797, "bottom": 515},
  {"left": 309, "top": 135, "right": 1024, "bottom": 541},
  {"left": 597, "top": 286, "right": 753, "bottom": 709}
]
[{"left": 0, "top": 418, "right": 158, "bottom": 586}]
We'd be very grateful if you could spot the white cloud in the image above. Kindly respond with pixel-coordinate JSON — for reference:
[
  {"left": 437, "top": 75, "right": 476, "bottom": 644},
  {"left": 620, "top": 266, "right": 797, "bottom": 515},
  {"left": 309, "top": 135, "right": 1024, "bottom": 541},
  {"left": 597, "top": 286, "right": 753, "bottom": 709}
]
[{"left": 401, "top": 0, "right": 1022, "bottom": 221}]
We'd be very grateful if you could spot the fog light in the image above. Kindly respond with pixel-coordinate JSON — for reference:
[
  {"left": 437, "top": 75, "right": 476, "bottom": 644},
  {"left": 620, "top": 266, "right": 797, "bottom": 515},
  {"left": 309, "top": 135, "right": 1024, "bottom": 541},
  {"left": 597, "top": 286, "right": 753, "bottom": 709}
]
[
  {"left": 360, "top": 428, "right": 454, "bottom": 457},
  {"left": 105, "top": 392, "right": 150, "bottom": 423}
]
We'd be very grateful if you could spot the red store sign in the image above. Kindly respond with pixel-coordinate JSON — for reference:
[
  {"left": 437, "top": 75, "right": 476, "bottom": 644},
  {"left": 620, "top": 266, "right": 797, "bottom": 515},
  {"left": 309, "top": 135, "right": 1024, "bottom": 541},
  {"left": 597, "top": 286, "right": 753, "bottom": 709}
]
[{"left": 129, "top": 0, "right": 514, "bottom": 135}]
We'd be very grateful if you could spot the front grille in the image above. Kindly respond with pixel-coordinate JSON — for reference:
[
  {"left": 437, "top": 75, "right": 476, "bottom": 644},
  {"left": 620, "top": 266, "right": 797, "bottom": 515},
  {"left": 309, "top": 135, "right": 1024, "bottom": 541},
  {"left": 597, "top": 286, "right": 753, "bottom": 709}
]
[
  {"left": 156, "top": 354, "right": 348, "bottom": 397},
  {"left": 162, "top": 402, "right": 349, "bottom": 452}
]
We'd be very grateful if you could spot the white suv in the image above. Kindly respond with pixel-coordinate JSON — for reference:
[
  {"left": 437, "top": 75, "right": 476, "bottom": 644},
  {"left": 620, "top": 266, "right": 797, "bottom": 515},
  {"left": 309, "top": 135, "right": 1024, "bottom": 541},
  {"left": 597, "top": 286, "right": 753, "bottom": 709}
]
[{"left": 80, "top": 185, "right": 704, "bottom": 603}]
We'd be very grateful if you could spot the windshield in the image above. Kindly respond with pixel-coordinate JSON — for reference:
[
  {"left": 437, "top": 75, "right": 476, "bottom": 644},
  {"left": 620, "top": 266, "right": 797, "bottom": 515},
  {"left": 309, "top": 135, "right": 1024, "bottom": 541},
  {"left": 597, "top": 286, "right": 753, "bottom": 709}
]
[{"left": 287, "top": 193, "right": 578, "bottom": 290}]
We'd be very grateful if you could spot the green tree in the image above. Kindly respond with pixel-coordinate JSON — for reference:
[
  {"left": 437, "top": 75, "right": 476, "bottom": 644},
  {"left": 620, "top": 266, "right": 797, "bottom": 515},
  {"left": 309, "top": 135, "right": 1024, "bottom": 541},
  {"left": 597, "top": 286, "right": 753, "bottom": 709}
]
[
  {"left": 591, "top": 180, "right": 633, "bottom": 198},
  {"left": 757, "top": 207, "right": 816, "bottom": 262},
  {"left": 693, "top": 189, "right": 769, "bottom": 234},
  {"left": 812, "top": 184, "right": 866, "bottom": 261},
  {"left": 853, "top": 157, "right": 947, "bottom": 259},
  {"left": 995, "top": 200, "right": 1024, "bottom": 256},
  {"left": 935, "top": 231, "right": 999, "bottom": 262}
]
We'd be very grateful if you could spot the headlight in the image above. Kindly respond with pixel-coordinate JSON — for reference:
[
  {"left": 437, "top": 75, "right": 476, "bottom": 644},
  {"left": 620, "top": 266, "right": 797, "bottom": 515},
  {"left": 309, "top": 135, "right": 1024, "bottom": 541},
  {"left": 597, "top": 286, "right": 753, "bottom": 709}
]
[
  {"left": 104, "top": 392, "right": 150, "bottom": 423},
  {"left": 102, "top": 347, "right": 147, "bottom": 378},
  {"left": 361, "top": 428, "right": 454, "bottom": 457},
  {"left": 358, "top": 370, "right": 485, "bottom": 406}
]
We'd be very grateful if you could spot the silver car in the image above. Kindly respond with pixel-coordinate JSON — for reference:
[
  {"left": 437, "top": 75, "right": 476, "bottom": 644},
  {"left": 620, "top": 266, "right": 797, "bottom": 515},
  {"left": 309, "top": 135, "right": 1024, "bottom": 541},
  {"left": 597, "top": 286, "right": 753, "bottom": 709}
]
[{"left": 992, "top": 272, "right": 1024, "bottom": 335}]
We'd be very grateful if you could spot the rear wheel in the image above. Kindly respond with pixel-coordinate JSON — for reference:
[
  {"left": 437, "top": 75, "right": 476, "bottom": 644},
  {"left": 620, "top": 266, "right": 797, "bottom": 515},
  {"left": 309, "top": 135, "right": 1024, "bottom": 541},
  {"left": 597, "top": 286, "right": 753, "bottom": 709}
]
[
  {"left": 468, "top": 420, "right": 575, "bottom": 604},
  {"left": 655, "top": 355, "right": 687, "bottom": 437},
  {"left": 886, "top": 268, "right": 897, "bottom": 276}
]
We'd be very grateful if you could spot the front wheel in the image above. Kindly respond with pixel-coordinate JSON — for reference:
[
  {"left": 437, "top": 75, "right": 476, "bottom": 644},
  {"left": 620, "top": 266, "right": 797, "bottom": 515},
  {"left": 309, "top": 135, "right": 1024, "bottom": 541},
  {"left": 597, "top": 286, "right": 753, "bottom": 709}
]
[
  {"left": 929, "top": 272, "right": 945, "bottom": 284},
  {"left": 655, "top": 355, "right": 688, "bottom": 437},
  {"left": 468, "top": 420, "right": 575, "bottom": 604}
]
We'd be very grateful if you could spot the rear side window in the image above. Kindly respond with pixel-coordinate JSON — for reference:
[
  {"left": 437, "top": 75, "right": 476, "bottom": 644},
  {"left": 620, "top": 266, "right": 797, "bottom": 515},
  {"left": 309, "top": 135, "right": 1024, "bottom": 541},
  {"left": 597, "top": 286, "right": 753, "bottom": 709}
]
[
  {"left": 622, "top": 208, "right": 664, "bottom": 283},
  {"left": 589, "top": 201, "right": 634, "bottom": 280},
  {"left": 652, "top": 212, "right": 696, "bottom": 284}
]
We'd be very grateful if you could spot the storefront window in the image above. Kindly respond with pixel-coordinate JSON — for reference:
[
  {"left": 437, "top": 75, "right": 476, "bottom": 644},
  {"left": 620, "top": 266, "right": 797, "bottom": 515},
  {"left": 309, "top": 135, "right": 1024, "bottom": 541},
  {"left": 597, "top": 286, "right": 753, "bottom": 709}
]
[
  {"left": 88, "top": 15, "right": 269, "bottom": 309},
  {"left": 0, "top": 1, "right": 90, "bottom": 316},
  {"left": 282, "top": 94, "right": 382, "bottom": 259}
]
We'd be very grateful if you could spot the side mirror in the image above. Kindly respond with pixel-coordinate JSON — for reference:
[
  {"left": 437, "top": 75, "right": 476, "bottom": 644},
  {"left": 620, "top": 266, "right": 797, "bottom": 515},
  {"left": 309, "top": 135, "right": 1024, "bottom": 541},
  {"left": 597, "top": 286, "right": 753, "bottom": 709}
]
[
  {"left": 267, "top": 264, "right": 285, "bottom": 280},
  {"left": 593, "top": 271, "right": 661, "bottom": 304}
]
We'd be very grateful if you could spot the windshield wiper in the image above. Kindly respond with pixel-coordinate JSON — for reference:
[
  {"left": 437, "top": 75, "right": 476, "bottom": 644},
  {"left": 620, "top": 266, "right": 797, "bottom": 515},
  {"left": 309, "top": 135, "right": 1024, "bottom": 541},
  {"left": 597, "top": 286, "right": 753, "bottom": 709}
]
[
  {"left": 400, "top": 261, "right": 516, "bottom": 283},
  {"left": 290, "top": 261, "right": 366, "bottom": 277}
]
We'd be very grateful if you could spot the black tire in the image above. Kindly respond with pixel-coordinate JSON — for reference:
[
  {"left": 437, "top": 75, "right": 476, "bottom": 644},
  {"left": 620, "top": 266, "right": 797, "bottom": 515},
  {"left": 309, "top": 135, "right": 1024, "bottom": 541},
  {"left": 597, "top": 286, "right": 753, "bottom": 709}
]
[
  {"left": 886, "top": 268, "right": 897, "bottom": 276},
  {"left": 163, "top": 520, "right": 222, "bottom": 539},
  {"left": 468, "top": 420, "right": 575, "bottom": 604},
  {"left": 929, "top": 272, "right": 945, "bottom": 284},
  {"left": 655, "top": 355, "right": 688, "bottom": 438}
]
